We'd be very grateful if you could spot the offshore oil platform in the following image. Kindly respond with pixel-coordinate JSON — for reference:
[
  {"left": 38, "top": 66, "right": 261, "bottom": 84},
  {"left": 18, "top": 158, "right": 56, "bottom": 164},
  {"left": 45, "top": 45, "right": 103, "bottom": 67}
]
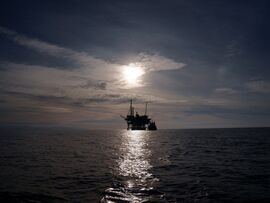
[{"left": 121, "top": 100, "right": 157, "bottom": 130}]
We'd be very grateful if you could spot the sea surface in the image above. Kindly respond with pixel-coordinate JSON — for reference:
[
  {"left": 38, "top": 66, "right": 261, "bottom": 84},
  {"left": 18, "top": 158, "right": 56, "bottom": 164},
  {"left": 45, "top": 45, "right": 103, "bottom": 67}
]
[{"left": 0, "top": 127, "right": 269, "bottom": 202}]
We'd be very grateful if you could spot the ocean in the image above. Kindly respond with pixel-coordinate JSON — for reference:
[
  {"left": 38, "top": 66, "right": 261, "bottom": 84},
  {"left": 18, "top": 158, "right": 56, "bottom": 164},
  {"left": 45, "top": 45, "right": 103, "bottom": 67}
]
[{"left": 0, "top": 127, "right": 269, "bottom": 202}]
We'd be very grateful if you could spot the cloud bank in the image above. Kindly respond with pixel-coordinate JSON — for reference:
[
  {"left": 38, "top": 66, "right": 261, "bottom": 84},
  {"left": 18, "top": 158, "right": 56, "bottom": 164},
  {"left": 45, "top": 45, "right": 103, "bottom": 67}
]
[{"left": 0, "top": 26, "right": 187, "bottom": 127}]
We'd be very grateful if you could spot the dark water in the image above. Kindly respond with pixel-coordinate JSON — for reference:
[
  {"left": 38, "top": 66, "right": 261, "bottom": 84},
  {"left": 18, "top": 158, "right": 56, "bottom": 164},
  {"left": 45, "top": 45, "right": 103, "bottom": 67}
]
[{"left": 0, "top": 127, "right": 269, "bottom": 202}]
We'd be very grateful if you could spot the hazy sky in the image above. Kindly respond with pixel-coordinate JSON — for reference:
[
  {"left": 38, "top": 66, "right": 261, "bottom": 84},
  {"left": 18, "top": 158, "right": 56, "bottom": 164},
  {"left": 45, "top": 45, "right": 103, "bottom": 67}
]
[{"left": 0, "top": 0, "right": 270, "bottom": 129}]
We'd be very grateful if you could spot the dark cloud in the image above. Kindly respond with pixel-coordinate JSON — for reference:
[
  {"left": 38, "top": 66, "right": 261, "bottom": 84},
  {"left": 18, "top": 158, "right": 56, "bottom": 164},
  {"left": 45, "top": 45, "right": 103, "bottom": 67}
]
[{"left": 79, "top": 81, "right": 107, "bottom": 90}]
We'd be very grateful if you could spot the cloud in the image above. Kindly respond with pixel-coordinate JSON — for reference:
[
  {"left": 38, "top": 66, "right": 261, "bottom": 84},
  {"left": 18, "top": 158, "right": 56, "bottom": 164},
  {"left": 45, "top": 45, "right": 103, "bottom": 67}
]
[
  {"left": 246, "top": 80, "right": 270, "bottom": 93},
  {"left": 225, "top": 39, "right": 242, "bottom": 58},
  {"left": 135, "top": 53, "right": 186, "bottom": 71},
  {"left": 0, "top": 26, "right": 184, "bottom": 70},
  {"left": 214, "top": 87, "right": 237, "bottom": 94},
  {"left": 79, "top": 80, "right": 107, "bottom": 90},
  {"left": 0, "top": 26, "right": 190, "bottom": 126},
  {"left": 0, "top": 26, "right": 107, "bottom": 68},
  {"left": 39, "top": 106, "right": 72, "bottom": 113},
  {"left": 0, "top": 62, "right": 180, "bottom": 108},
  {"left": 0, "top": 61, "right": 182, "bottom": 105},
  {"left": 0, "top": 26, "right": 185, "bottom": 88}
]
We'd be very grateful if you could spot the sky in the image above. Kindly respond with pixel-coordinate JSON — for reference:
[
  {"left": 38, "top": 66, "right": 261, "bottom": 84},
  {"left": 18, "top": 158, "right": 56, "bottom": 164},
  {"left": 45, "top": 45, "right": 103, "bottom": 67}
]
[{"left": 0, "top": 0, "right": 270, "bottom": 129}]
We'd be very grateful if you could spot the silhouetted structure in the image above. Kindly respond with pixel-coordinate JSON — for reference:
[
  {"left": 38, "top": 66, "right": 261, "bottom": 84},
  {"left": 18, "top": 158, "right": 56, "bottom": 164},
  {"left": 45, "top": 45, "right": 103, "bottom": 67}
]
[{"left": 121, "top": 100, "right": 157, "bottom": 130}]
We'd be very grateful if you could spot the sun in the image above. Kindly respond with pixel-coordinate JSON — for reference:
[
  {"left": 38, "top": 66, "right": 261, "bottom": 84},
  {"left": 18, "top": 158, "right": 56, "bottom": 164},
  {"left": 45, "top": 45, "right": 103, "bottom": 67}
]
[{"left": 122, "top": 63, "right": 145, "bottom": 86}]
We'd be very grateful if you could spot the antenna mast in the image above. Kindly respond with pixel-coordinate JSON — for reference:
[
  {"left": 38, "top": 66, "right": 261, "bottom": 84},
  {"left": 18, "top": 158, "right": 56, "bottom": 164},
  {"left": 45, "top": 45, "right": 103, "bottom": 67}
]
[
  {"left": 144, "top": 102, "right": 148, "bottom": 115},
  {"left": 130, "top": 99, "right": 134, "bottom": 116}
]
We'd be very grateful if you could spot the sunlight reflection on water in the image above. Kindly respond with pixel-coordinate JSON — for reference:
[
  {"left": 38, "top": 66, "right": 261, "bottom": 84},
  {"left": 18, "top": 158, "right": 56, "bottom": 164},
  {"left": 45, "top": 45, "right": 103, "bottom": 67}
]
[
  {"left": 101, "top": 130, "right": 163, "bottom": 202},
  {"left": 118, "top": 130, "right": 152, "bottom": 181}
]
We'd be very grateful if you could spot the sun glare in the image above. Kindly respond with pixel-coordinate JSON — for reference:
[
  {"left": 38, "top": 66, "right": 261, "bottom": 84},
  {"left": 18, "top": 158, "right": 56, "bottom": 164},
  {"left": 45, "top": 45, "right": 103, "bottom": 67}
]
[{"left": 123, "top": 63, "right": 145, "bottom": 86}]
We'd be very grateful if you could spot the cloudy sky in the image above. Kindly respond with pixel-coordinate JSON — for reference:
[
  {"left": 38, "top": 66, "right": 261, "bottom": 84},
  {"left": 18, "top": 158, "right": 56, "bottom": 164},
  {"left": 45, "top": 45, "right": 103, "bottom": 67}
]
[{"left": 0, "top": 0, "right": 270, "bottom": 129}]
